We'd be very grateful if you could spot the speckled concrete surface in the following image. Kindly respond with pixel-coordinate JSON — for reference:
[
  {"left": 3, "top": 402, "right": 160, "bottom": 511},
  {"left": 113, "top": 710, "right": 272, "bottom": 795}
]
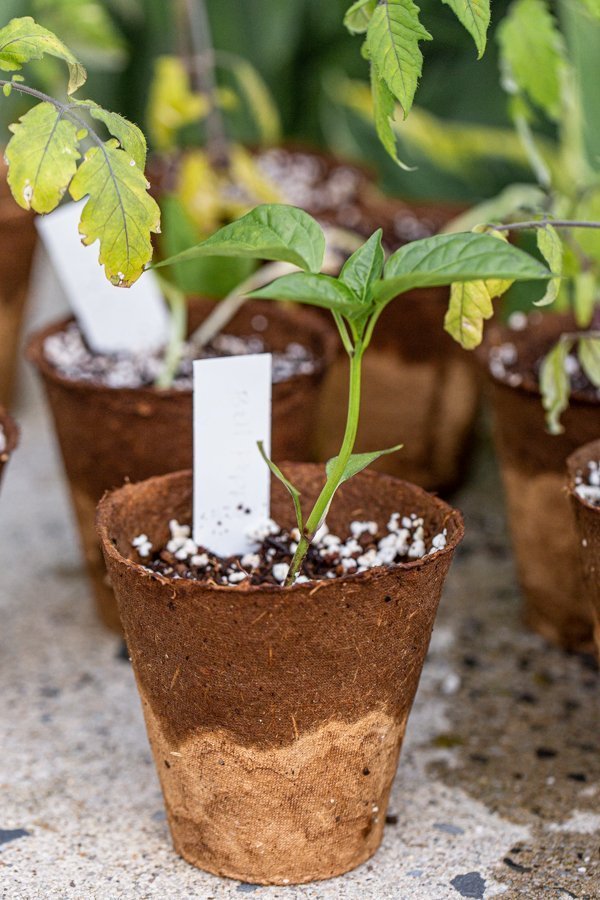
[{"left": 0, "top": 294, "right": 598, "bottom": 899}]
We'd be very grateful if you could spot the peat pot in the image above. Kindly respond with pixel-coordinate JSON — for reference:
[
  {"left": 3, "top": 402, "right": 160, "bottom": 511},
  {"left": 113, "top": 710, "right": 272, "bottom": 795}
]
[
  {"left": 567, "top": 440, "right": 600, "bottom": 656},
  {"left": 0, "top": 159, "right": 37, "bottom": 407},
  {"left": 96, "top": 464, "right": 464, "bottom": 885},
  {"left": 28, "top": 300, "right": 337, "bottom": 632},
  {"left": 0, "top": 405, "right": 18, "bottom": 487},
  {"left": 316, "top": 198, "right": 478, "bottom": 493},
  {"left": 484, "top": 315, "right": 599, "bottom": 652}
]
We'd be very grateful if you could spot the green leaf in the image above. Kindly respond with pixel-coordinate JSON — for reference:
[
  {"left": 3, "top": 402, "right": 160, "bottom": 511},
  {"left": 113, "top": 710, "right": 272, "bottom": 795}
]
[
  {"left": 441, "top": 0, "right": 490, "bottom": 58},
  {"left": 5, "top": 101, "right": 80, "bottom": 213},
  {"left": 578, "top": 336, "right": 600, "bottom": 388},
  {"left": 535, "top": 223, "right": 563, "bottom": 306},
  {"left": 73, "top": 99, "right": 147, "bottom": 169},
  {"left": 154, "top": 205, "right": 326, "bottom": 274},
  {"left": 32, "top": 0, "right": 128, "bottom": 72},
  {"left": 497, "top": 0, "right": 565, "bottom": 120},
  {"left": 573, "top": 270, "right": 597, "bottom": 327},
  {"left": 217, "top": 54, "right": 281, "bottom": 145},
  {"left": 442, "top": 184, "right": 547, "bottom": 233},
  {"left": 366, "top": 0, "right": 432, "bottom": 116},
  {"left": 540, "top": 337, "right": 572, "bottom": 435},
  {"left": 257, "top": 442, "right": 303, "bottom": 533},
  {"left": 444, "top": 280, "right": 493, "bottom": 349},
  {"left": 344, "top": 0, "right": 378, "bottom": 33},
  {"left": 370, "top": 65, "right": 414, "bottom": 169},
  {"left": 340, "top": 229, "right": 384, "bottom": 300},
  {"left": 326, "top": 445, "right": 403, "bottom": 485},
  {"left": 68, "top": 139, "right": 161, "bottom": 286},
  {"left": 249, "top": 272, "right": 362, "bottom": 317},
  {"left": 0, "top": 16, "right": 86, "bottom": 94},
  {"left": 375, "top": 232, "right": 551, "bottom": 304}
]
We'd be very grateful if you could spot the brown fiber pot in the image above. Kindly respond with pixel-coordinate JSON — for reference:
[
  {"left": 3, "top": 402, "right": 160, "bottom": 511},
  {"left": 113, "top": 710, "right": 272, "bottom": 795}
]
[
  {"left": 567, "top": 440, "right": 600, "bottom": 657},
  {"left": 483, "top": 315, "right": 599, "bottom": 652},
  {"left": 316, "top": 198, "right": 479, "bottom": 493},
  {"left": 0, "top": 406, "right": 18, "bottom": 487},
  {"left": 28, "top": 301, "right": 337, "bottom": 632},
  {"left": 0, "top": 158, "right": 37, "bottom": 408},
  {"left": 96, "top": 465, "right": 464, "bottom": 885}
]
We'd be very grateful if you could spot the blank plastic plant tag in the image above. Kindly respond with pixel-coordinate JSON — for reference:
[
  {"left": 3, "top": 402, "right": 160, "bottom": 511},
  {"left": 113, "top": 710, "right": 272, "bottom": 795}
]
[
  {"left": 193, "top": 354, "right": 272, "bottom": 557},
  {"left": 35, "top": 200, "right": 170, "bottom": 354}
]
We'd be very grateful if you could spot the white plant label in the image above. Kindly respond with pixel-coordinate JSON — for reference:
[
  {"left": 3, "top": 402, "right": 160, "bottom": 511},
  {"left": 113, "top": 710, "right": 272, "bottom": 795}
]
[
  {"left": 35, "top": 200, "right": 170, "bottom": 354},
  {"left": 193, "top": 354, "right": 272, "bottom": 556}
]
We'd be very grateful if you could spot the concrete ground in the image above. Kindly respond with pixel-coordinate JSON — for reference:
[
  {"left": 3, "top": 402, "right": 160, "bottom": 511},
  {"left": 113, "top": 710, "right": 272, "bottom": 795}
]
[{"left": 1, "top": 288, "right": 598, "bottom": 899}]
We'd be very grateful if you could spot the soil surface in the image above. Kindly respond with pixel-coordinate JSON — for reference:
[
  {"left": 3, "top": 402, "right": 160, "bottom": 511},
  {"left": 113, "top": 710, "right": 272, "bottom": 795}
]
[
  {"left": 488, "top": 312, "right": 600, "bottom": 402},
  {"left": 136, "top": 512, "right": 448, "bottom": 587},
  {"left": 43, "top": 321, "right": 317, "bottom": 390}
]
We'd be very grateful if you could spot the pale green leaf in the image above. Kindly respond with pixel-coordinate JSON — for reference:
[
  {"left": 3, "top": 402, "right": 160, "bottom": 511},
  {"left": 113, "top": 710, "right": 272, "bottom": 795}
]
[
  {"left": 73, "top": 99, "right": 147, "bottom": 168},
  {"left": 340, "top": 229, "right": 384, "bottom": 300},
  {"left": 535, "top": 223, "right": 563, "bottom": 306},
  {"left": 374, "top": 232, "right": 551, "bottom": 305},
  {"left": 5, "top": 101, "right": 80, "bottom": 213},
  {"left": 497, "top": 0, "right": 565, "bottom": 119},
  {"left": 32, "top": 0, "right": 128, "bottom": 71},
  {"left": 257, "top": 442, "right": 303, "bottom": 533},
  {"left": 579, "top": 0, "right": 600, "bottom": 17},
  {"left": 578, "top": 337, "right": 600, "bottom": 388},
  {"left": 370, "top": 66, "right": 414, "bottom": 169},
  {"left": 444, "top": 280, "right": 493, "bottom": 349},
  {"left": 441, "top": 0, "right": 490, "bottom": 57},
  {"left": 540, "top": 337, "right": 572, "bottom": 434},
  {"left": 155, "top": 205, "right": 326, "bottom": 274},
  {"left": 326, "top": 445, "right": 403, "bottom": 485},
  {"left": 249, "top": 272, "right": 362, "bottom": 317},
  {"left": 344, "top": 0, "right": 378, "bottom": 33},
  {"left": 68, "top": 139, "right": 161, "bottom": 286},
  {"left": 366, "top": 0, "right": 432, "bottom": 116},
  {"left": 573, "top": 270, "right": 597, "bottom": 327},
  {"left": 0, "top": 16, "right": 86, "bottom": 94},
  {"left": 217, "top": 54, "right": 281, "bottom": 145}
]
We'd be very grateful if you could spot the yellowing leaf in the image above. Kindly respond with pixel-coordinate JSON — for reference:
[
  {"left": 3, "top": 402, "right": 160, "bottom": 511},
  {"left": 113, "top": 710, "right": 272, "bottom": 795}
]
[
  {"left": 366, "top": 0, "right": 432, "bottom": 117},
  {"left": 147, "top": 56, "right": 207, "bottom": 152},
  {"left": 217, "top": 54, "right": 281, "bottom": 144},
  {"left": 497, "top": 0, "right": 565, "bottom": 120},
  {"left": 69, "top": 139, "right": 161, "bottom": 286},
  {"left": 441, "top": 0, "right": 490, "bottom": 58},
  {"left": 5, "top": 101, "right": 80, "bottom": 212},
  {"left": 540, "top": 337, "right": 572, "bottom": 434},
  {"left": 444, "top": 280, "right": 493, "bottom": 349},
  {"left": 578, "top": 336, "right": 600, "bottom": 388},
  {"left": 0, "top": 16, "right": 86, "bottom": 94},
  {"left": 74, "top": 99, "right": 147, "bottom": 168},
  {"left": 535, "top": 223, "right": 563, "bottom": 306},
  {"left": 573, "top": 270, "right": 596, "bottom": 327}
]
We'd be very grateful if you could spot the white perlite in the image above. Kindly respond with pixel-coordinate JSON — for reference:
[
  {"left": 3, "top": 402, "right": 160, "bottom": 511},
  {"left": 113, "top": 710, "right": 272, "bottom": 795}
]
[
  {"left": 133, "top": 513, "right": 449, "bottom": 587},
  {"left": 574, "top": 460, "right": 600, "bottom": 507}
]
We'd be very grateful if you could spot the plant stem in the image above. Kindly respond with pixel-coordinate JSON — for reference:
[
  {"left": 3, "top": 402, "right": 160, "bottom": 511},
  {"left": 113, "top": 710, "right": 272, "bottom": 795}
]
[
  {"left": 155, "top": 278, "right": 188, "bottom": 389},
  {"left": 180, "top": 0, "right": 229, "bottom": 169},
  {"left": 285, "top": 340, "right": 364, "bottom": 586},
  {"left": 492, "top": 218, "right": 600, "bottom": 232}
]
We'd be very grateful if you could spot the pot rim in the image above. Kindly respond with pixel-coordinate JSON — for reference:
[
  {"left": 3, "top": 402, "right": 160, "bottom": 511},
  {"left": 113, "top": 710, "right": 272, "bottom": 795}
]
[
  {"left": 0, "top": 406, "right": 19, "bottom": 458},
  {"left": 479, "top": 314, "right": 600, "bottom": 409},
  {"left": 567, "top": 439, "right": 600, "bottom": 512},
  {"left": 96, "top": 465, "right": 465, "bottom": 595},
  {"left": 26, "top": 300, "right": 339, "bottom": 401}
]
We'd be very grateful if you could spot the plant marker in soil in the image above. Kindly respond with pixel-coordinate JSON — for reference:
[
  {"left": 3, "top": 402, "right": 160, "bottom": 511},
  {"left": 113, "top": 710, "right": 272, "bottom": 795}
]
[
  {"left": 35, "top": 201, "right": 169, "bottom": 355},
  {"left": 192, "top": 353, "right": 272, "bottom": 556}
]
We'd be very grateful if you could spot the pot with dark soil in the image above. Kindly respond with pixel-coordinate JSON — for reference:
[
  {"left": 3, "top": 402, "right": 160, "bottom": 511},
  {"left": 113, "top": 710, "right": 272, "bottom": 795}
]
[
  {"left": 97, "top": 464, "right": 464, "bottom": 884},
  {"left": 0, "top": 158, "right": 37, "bottom": 408},
  {"left": 0, "top": 405, "right": 18, "bottom": 487},
  {"left": 567, "top": 439, "right": 600, "bottom": 656},
  {"left": 28, "top": 299, "right": 337, "bottom": 631},
  {"left": 482, "top": 313, "right": 599, "bottom": 652}
]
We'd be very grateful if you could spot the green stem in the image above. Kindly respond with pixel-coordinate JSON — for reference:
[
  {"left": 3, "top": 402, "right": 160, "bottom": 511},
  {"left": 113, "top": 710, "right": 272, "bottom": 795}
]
[
  {"left": 492, "top": 218, "right": 600, "bottom": 232},
  {"left": 155, "top": 278, "right": 188, "bottom": 389},
  {"left": 285, "top": 339, "right": 364, "bottom": 586}
]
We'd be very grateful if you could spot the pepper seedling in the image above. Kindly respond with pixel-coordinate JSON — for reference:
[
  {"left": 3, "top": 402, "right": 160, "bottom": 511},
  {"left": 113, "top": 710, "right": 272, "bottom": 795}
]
[{"left": 156, "top": 202, "right": 552, "bottom": 584}]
